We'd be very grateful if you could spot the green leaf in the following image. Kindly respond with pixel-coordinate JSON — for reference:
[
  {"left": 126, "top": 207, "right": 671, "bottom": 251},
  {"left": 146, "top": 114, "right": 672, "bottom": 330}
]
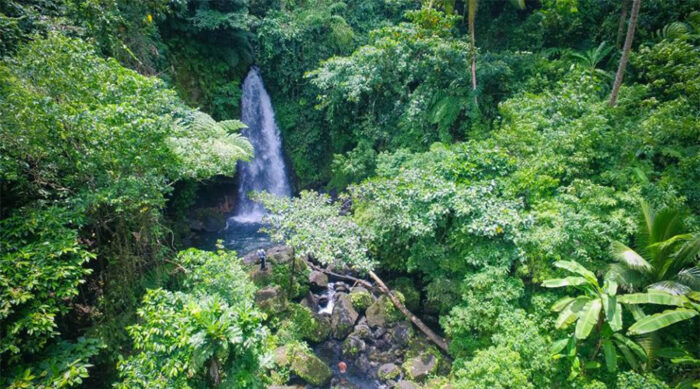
[
  {"left": 542, "top": 277, "right": 590, "bottom": 288},
  {"left": 575, "top": 299, "right": 601, "bottom": 340},
  {"left": 550, "top": 338, "right": 569, "bottom": 355},
  {"left": 602, "top": 294, "right": 622, "bottom": 332},
  {"left": 602, "top": 339, "right": 617, "bottom": 372},
  {"left": 554, "top": 261, "right": 598, "bottom": 286},
  {"left": 613, "top": 333, "right": 647, "bottom": 361},
  {"left": 628, "top": 308, "right": 699, "bottom": 335},
  {"left": 552, "top": 296, "right": 575, "bottom": 312},
  {"left": 611, "top": 241, "right": 653, "bottom": 273},
  {"left": 556, "top": 297, "right": 590, "bottom": 329},
  {"left": 618, "top": 291, "right": 688, "bottom": 306}
]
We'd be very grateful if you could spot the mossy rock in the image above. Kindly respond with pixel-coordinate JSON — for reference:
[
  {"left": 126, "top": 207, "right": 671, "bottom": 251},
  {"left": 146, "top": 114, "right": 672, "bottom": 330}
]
[
  {"left": 255, "top": 285, "right": 287, "bottom": 315},
  {"left": 377, "top": 363, "right": 401, "bottom": 381},
  {"left": 402, "top": 352, "right": 438, "bottom": 382},
  {"left": 274, "top": 343, "right": 332, "bottom": 387},
  {"left": 341, "top": 335, "right": 366, "bottom": 357},
  {"left": 349, "top": 287, "right": 373, "bottom": 312},
  {"left": 366, "top": 292, "right": 404, "bottom": 328}
]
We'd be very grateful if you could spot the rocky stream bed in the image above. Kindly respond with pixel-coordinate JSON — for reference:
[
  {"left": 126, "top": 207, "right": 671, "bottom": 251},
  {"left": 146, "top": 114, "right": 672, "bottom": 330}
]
[{"left": 241, "top": 246, "right": 450, "bottom": 388}]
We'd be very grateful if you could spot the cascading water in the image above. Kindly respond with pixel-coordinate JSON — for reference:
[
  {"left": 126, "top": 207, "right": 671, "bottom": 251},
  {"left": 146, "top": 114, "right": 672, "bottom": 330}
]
[{"left": 232, "top": 67, "right": 291, "bottom": 223}]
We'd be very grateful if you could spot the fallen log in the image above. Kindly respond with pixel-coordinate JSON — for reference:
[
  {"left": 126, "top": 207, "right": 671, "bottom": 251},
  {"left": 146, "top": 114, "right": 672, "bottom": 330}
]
[
  {"left": 303, "top": 260, "right": 450, "bottom": 354},
  {"left": 368, "top": 270, "right": 449, "bottom": 353}
]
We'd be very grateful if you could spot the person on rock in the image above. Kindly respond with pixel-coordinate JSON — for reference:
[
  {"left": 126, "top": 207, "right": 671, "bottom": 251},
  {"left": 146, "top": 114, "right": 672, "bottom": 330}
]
[{"left": 257, "top": 249, "right": 267, "bottom": 270}]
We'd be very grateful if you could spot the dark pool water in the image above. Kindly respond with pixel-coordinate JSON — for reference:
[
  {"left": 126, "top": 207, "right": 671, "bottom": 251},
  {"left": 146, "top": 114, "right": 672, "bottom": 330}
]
[{"left": 194, "top": 218, "right": 274, "bottom": 255}]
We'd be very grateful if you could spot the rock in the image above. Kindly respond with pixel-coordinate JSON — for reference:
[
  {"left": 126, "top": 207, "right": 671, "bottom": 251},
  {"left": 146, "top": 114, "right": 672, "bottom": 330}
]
[
  {"left": 255, "top": 285, "right": 287, "bottom": 315},
  {"left": 330, "top": 379, "right": 359, "bottom": 389},
  {"left": 366, "top": 295, "right": 401, "bottom": 328},
  {"left": 249, "top": 267, "right": 273, "bottom": 286},
  {"left": 396, "top": 380, "right": 420, "bottom": 389},
  {"left": 374, "top": 327, "right": 387, "bottom": 338},
  {"left": 402, "top": 353, "right": 438, "bottom": 382},
  {"left": 300, "top": 292, "right": 318, "bottom": 311},
  {"left": 352, "top": 321, "right": 372, "bottom": 339},
  {"left": 242, "top": 250, "right": 259, "bottom": 265},
  {"left": 331, "top": 293, "right": 359, "bottom": 339},
  {"left": 342, "top": 335, "right": 366, "bottom": 357},
  {"left": 335, "top": 281, "right": 350, "bottom": 294},
  {"left": 349, "top": 286, "right": 373, "bottom": 312},
  {"left": 266, "top": 246, "right": 294, "bottom": 264},
  {"left": 290, "top": 350, "right": 332, "bottom": 387},
  {"left": 368, "top": 348, "right": 395, "bottom": 364},
  {"left": 275, "top": 344, "right": 332, "bottom": 387},
  {"left": 377, "top": 363, "right": 401, "bottom": 381},
  {"left": 308, "top": 270, "right": 329, "bottom": 290},
  {"left": 268, "top": 386, "right": 305, "bottom": 389},
  {"left": 389, "top": 321, "right": 414, "bottom": 347}
]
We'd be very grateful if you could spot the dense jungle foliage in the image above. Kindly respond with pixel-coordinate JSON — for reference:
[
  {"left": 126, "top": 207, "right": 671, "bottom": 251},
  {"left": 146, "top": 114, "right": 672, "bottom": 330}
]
[{"left": 1, "top": 0, "right": 699, "bottom": 387}]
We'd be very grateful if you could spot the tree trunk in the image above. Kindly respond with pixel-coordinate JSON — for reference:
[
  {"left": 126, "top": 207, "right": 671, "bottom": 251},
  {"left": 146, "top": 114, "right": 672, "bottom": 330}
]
[
  {"left": 615, "top": 0, "right": 631, "bottom": 49},
  {"left": 468, "top": 0, "right": 478, "bottom": 105},
  {"left": 368, "top": 270, "right": 450, "bottom": 353},
  {"left": 609, "top": 0, "right": 641, "bottom": 107}
]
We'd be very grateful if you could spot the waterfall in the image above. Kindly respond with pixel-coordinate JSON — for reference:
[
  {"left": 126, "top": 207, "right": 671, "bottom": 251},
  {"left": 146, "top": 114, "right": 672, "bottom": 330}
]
[
  {"left": 232, "top": 67, "right": 291, "bottom": 223},
  {"left": 318, "top": 282, "right": 336, "bottom": 315}
]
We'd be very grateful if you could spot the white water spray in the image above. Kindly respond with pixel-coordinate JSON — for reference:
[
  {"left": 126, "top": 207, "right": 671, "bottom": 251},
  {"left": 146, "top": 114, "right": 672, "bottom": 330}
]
[{"left": 232, "top": 67, "right": 291, "bottom": 223}]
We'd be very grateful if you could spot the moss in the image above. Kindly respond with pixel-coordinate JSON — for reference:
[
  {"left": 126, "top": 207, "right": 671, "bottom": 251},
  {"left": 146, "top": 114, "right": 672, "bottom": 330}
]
[
  {"left": 349, "top": 287, "right": 373, "bottom": 312},
  {"left": 275, "top": 304, "right": 329, "bottom": 343},
  {"left": 277, "top": 343, "right": 331, "bottom": 386}
]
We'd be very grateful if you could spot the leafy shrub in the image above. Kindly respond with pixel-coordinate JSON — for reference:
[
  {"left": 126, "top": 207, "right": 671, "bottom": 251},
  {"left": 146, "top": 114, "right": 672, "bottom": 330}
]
[{"left": 116, "top": 249, "right": 269, "bottom": 388}]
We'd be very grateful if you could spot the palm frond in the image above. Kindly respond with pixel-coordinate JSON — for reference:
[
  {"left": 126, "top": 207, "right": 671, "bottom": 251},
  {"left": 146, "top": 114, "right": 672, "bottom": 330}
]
[
  {"left": 648, "top": 281, "right": 692, "bottom": 295},
  {"left": 676, "top": 267, "right": 700, "bottom": 291},
  {"left": 607, "top": 263, "right": 646, "bottom": 291},
  {"left": 611, "top": 241, "right": 653, "bottom": 273}
]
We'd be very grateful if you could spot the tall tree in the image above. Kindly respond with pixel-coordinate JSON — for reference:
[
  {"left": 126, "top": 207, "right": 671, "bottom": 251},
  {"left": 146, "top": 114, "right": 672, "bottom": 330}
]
[
  {"left": 468, "top": 0, "right": 478, "bottom": 105},
  {"left": 609, "top": 0, "right": 642, "bottom": 106},
  {"left": 615, "top": 0, "right": 631, "bottom": 49}
]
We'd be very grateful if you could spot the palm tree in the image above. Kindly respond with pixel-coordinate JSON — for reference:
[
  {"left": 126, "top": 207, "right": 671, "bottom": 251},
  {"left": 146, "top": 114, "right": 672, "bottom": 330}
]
[
  {"left": 609, "top": 0, "right": 642, "bottom": 106},
  {"left": 466, "top": 0, "right": 524, "bottom": 105},
  {"left": 467, "top": 0, "right": 478, "bottom": 105},
  {"left": 568, "top": 41, "right": 614, "bottom": 79},
  {"left": 610, "top": 201, "right": 700, "bottom": 295}
]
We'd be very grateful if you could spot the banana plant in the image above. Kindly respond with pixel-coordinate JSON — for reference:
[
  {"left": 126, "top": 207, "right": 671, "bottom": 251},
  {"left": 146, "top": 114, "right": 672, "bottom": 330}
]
[
  {"left": 544, "top": 261, "right": 647, "bottom": 374},
  {"left": 619, "top": 290, "right": 700, "bottom": 335}
]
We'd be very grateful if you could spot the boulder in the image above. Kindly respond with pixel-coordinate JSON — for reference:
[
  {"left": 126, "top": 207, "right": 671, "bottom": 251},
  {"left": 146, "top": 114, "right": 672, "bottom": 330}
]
[
  {"left": 402, "top": 353, "right": 438, "bottom": 382},
  {"left": 255, "top": 285, "right": 287, "bottom": 315},
  {"left": 377, "top": 363, "right": 401, "bottom": 382},
  {"left": 308, "top": 270, "right": 329, "bottom": 290},
  {"left": 331, "top": 293, "right": 359, "bottom": 339},
  {"left": 349, "top": 286, "right": 373, "bottom": 312},
  {"left": 342, "top": 335, "right": 366, "bottom": 357},
  {"left": 274, "top": 344, "right": 332, "bottom": 387},
  {"left": 396, "top": 380, "right": 420, "bottom": 389},
  {"left": 266, "top": 246, "right": 294, "bottom": 264},
  {"left": 351, "top": 321, "right": 372, "bottom": 340},
  {"left": 366, "top": 295, "right": 399, "bottom": 328},
  {"left": 389, "top": 321, "right": 414, "bottom": 347},
  {"left": 290, "top": 349, "right": 332, "bottom": 387}
]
